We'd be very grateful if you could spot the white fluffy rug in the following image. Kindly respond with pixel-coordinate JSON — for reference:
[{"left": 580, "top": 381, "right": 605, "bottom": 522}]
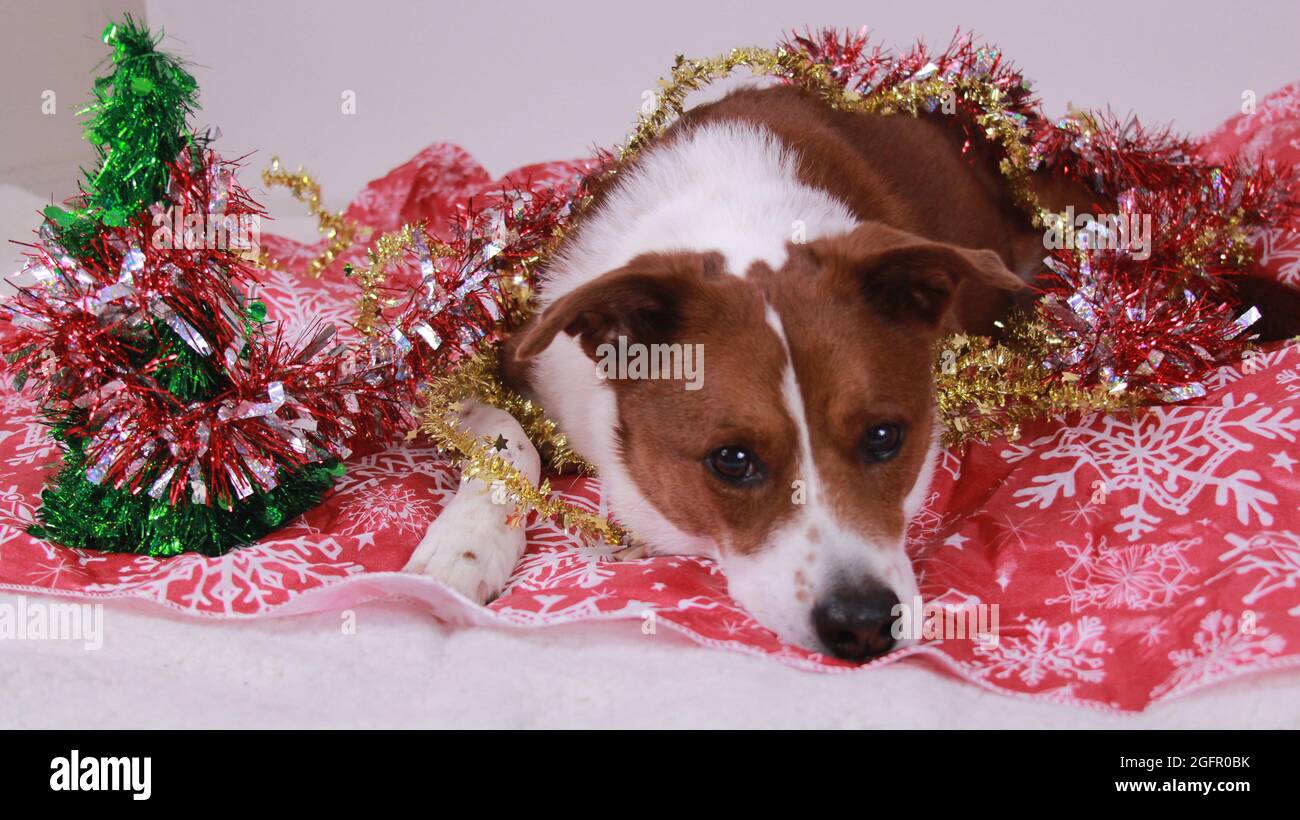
[{"left": 5, "top": 592, "right": 1300, "bottom": 728}]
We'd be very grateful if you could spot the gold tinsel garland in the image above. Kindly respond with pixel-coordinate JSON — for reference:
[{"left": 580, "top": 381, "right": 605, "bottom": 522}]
[
  {"left": 415, "top": 346, "right": 621, "bottom": 544},
  {"left": 349, "top": 221, "right": 447, "bottom": 335},
  {"left": 266, "top": 41, "right": 1259, "bottom": 544},
  {"left": 420, "top": 346, "right": 595, "bottom": 475},
  {"left": 259, "top": 157, "right": 366, "bottom": 276},
  {"left": 933, "top": 316, "right": 1138, "bottom": 445}
]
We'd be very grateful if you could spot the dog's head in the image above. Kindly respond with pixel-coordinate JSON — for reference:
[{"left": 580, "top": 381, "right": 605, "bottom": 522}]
[{"left": 514, "top": 222, "right": 1023, "bottom": 660}]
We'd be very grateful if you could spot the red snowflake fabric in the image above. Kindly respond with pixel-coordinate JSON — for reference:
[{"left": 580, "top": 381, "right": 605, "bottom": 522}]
[{"left": 2, "top": 87, "right": 1298, "bottom": 713}]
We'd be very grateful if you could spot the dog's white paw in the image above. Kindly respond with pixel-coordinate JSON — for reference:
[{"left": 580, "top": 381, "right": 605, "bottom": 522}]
[
  {"left": 404, "top": 483, "right": 527, "bottom": 603},
  {"left": 403, "top": 402, "right": 541, "bottom": 604}
]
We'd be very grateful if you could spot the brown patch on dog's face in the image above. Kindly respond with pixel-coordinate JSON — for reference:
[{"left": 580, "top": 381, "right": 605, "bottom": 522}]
[
  {"left": 611, "top": 275, "right": 799, "bottom": 556},
  {"left": 513, "top": 251, "right": 806, "bottom": 554}
]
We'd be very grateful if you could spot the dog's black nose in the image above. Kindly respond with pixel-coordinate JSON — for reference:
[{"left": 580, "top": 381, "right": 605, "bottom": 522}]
[{"left": 813, "top": 586, "right": 901, "bottom": 661}]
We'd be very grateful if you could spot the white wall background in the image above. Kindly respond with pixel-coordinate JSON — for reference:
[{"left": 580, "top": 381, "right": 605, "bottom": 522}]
[{"left": 2, "top": 0, "right": 1299, "bottom": 226}]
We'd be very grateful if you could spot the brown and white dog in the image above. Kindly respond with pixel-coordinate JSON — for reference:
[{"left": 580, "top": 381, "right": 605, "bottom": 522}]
[{"left": 403, "top": 85, "right": 1292, "bottom": 661}]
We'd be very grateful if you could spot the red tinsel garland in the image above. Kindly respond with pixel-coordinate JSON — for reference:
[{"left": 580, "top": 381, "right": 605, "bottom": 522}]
[{"left": 355, "top": 171, "right": 595, "bottom": 405}]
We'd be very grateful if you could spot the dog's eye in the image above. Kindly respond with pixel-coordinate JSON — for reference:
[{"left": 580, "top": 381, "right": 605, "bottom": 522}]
[
  {"left": 861, "top": 423, "right": 905, "bottom": 462},
  {"left": 707, "top": 446, "right": 764, "bottom": 485}
]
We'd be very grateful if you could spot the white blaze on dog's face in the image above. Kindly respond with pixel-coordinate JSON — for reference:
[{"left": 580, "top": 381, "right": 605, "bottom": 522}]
[{"left": 514, "top": 222, "right": 1023, "bottom": 661}]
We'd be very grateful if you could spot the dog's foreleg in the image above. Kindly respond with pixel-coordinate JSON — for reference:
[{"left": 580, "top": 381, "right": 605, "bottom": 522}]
[{"left": 404, "top": 402, "right": 541, "bottom": 603}]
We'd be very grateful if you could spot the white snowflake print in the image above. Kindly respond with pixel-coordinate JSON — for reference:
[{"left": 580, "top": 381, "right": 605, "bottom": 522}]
[
  {"left": 1063, "top": 500, "right": 1104, "bottom": 526},
  {"left": 26, "top": 546, "right": 108, "bottom": 586},
  {"left": 1004, "top": 392, "right": 1300, "bottom": 541},
  {"left": 1256, "top": 226, "right": 1300, "bottom": 288},
  {"left": 82, "top": 535, "right": 365, "bottom": 615},
  {"left": 329, "top": 446, "right": 457, "bottom": 495},
  {"left": 337, "top": 485, "right": 436, "bottom": 537},
  {"left": 1206, "top": 339, "right": 1296, "bottom": 392},
  {"left": 1150, "top": 610, "right": 1287, "bottom": 700},
  {"left": 938, "top": 447, "right": 963, "bottom": 481},
  {"left": 1276, "top": 361, "right": 1300, "bottom": 403},
  {"left": 493, "top": 590, "right": 657, "bottom": 626},
  {"left": 2, "top": 415, "right": 59, "bottom": 468},
  {"left": 0, "top": 484, "right": 36, "bottom": 544},
  {"left": 905, "top": 492, "right": 965, "bottom": 594},
  {"left": 988, "top": 512, "right": 1042, "bottom": 550},
  {"left": 0, "top": 484, "right": 38, "bottom": 566},
  {"left": 0, "top": 388, "right": 36, "bottom": 421},
  {"left": 904, "top": 491, "right": 945, "bottom": 548},
  {"left": 1224, "top": 89, "right": 1300, "bottom": 164},
  {"left": 1210, "top": 531, "right": 1300, "bottom": 615},
  {"left": 1047, "top": 534, "right": 1200, "bottom": 612},
  {"left": 667, "top": 594, "right": 779, "bottom": 647},
  {"left": 1140, "top": 618, "right": 1170, "bottom": 647},
  {"left": 506, "top": 536, "right": 621, "bottom": 592},
  {"left": 928, "top": 587, "right": 986, "bottom": 612},
  {"left": 970, "top": 615, "right": 1108, "bottom": 687}
]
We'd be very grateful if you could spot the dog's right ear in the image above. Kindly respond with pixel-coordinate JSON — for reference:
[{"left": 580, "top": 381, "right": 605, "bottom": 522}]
[
  {"left": 512, "top": 252, "right": 722, "bottom": 362},
  {"left": 806, "top": 222, "right": 1025, "bottom": 327}
]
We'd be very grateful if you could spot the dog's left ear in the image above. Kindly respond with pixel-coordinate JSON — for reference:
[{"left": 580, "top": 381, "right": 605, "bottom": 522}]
[
  {"left": 512, "top": 252, "right": 722, "bottom": 362},
  {"left": 807, "top": 223, "right": 1025, "bottom": 325}
]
